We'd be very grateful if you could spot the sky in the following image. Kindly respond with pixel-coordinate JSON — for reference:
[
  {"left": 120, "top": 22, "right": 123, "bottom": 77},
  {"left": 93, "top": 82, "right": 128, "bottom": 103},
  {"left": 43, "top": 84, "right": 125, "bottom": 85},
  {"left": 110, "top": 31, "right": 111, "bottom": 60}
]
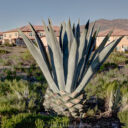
[{"left": 0, "top": 0, "right": 128, "bottom": 31}]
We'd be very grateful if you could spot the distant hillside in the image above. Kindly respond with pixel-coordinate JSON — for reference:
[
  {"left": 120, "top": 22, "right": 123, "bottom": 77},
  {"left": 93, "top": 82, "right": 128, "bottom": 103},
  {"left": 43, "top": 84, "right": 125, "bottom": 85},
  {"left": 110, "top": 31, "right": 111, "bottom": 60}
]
[{"left": 81, "top": 19, "right": 128, "bottom": 32}]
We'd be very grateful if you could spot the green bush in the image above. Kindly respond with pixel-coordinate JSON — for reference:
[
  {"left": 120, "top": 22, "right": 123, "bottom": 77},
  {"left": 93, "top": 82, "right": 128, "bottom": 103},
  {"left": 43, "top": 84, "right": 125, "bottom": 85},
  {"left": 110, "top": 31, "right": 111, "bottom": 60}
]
[
  {"left": 21, "top": 50, "right": 36, "bottom": 64},
  {"left": 118, "top": 111, "right": 128, "bottom": 128},
  {"left": 106, "top": 52, "right": 128, "bottom": 64},
  {"left": 0, "top": 105, "right": 19, "bottom": 116},
  {"left": 0, "top": 49, "right": 10, "bottom": 54},
  {"left": 0, "top": 80, "right": 47, "bottom": 116},
  {"left": 99, "top": 62, "right": 118, "bottom": 72},
  {"left": 3, "top": 42, "right": 16, "bottom": 47},
  {"left": 1, "top": 113, "right": 69, "bottom": 128}
]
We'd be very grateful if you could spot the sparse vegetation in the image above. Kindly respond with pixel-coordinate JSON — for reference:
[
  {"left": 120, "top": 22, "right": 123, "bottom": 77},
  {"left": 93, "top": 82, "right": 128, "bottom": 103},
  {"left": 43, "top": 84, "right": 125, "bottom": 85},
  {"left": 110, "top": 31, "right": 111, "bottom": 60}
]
[
  {"left": 1, "top": 113, "right": 69, "bottom": 128},
  {"left": 0, "top": 49, "right": 10, "bottom": 55},
  {"left": 0, "top": 33, "right": 128, "bottom": 127}
]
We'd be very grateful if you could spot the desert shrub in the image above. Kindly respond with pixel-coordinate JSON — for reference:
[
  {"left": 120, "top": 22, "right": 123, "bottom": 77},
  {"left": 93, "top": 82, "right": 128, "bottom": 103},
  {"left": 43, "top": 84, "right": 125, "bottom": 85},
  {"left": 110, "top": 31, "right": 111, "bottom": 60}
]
[
  {"left": 8, "top": 55, "right": 22, "bottom": 66},
  {"left": 0, "top": 80, "right": 47, "bottom": 116},
  {"left": 106, "top": 52, "right": 128, "bottom": 64},
  {"left": 0, "top": 49, "right": 10, "bottom": 54},
  {"left": 2, "top": 59, "right": 12, "bottom": 66},
  {"left": 2, "top": 69, "right": 17, "bottom": 80},
  {"left": 105, "top": 81, "right": 121, "bottom": 113},
  {"left": 1, "top": 64, "right": 46, "bottom": 83},
  {"left": 21, "top": 50, "right": 35, "bottom": 64},
  {"left": 118, "top": 111, "right": 128, "bottom": 128},
  {"left": 1, "top": 113, "right": 69, "bottom": 128},
  {"left": 86, "top": 79, "right": 120, "bottom": 99},
  {"left": 0, "top": 105, "right": 19, "bottom": 116},
  {"left": 21, "top": 65, "right": 47, "bottom": 83},
  {"left": 0, "top": 80, "right": 12, "bottom": 96},
  {"left": 86, "top": 66, "right": 128, "bottom": 116},
  {"left": 4, "top": 42, "right": 16, "bottom": 47},
  {"left": 99, "top": 62, "right": 118, "bottom": 72}
]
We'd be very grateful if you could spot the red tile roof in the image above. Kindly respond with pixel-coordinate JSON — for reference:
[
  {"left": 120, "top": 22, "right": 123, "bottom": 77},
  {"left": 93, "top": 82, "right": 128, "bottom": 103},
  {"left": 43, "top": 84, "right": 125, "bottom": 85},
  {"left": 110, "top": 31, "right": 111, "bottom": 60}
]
[
  {"left": 0, "top": 32, "right": 3, "bottom": 36},
  {"left": 98, "top": 28, "right": 128, "bottom": 37},
  {"left": 3, "top": 25, "right": 60, "bottom": 33}
]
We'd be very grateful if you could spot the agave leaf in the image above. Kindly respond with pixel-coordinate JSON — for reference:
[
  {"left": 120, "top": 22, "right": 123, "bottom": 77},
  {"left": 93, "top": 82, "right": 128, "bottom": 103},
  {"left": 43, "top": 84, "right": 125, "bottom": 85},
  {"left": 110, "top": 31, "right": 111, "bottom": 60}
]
[
  {"left": 76, "top": 20, "right": 90, "bottom": 72},
  {"left": 65, "top": 38, "right": 78, "bottom": 93},
  {"left": 113, "top": 86, "right": 121, "bottom": 110},
  {"left": 84, "top": 22, "right": 96, "bottom": 65},
  {"left": 48, "top": 18, "right": 52, "bottom": 25},
  {"left": 72, "top": 23, "right": 76, "bottom": 36},
  {"left": 73, "top": 21, "right": 90, "bottom": 89},
  {"left": 78, "top": 28, "right": 101, "bottom": 83},
  {"left": 48, "top": 47, "right": 58, "bottom": 86},
  {"left": 75, "top": 19, "right": 80, "bottom": 45},
  {"left": 47, "top": 21, "right": 65, "bottom": 90},
  {"left": 42, "top": 20, "right": 53, "bottom": 65},
  {"left": 61, "top": 22, "right": 69, "bottom": 82},
  {"left": 42, "top": 20, "right": 58, "bottom": 86},
  {"left": 48, "top": 18, "right": 62, "bottom": 57},
  {"left": 18, "top": 29, "right": 59, "bottom": 93},
  {"left": 59, "top": 24, "right": 63, "bottom": 50},
  {"left": 78, "top": 27, "right": 88, "bottom": 63},
  {"left": 89, "top": 30, "right": 113, "bottom": 65},
  {"left": 61, "top": 22, "right": 67, "bottom": 49},
  {"left": 78, "top": 22, "right": 96, "bottom": 83},
  {"left": 72, "top": 20, "right": 90, "bottom": 89},
  {"left": 85, "top": 19, "right": 90, "bottom": 30},
  {"left": 106, "top": 83, "right": 121, "bottom": 112},
  {"left": 66, "top": 19, "right": 74, "bottom": 52},
  {"left": 92, "top": 27, "right": 101, "bottom": 50},
  {"left": 29, "top": 23, "right": 51, "bottom": 70},
  {"left": 77, "top": 20, "right": 90, "bottom": 65},
  {"left": 73, "top": 36, "right": 124, "bottom": 96},
  {"left": 42, "top": 20, "right": 52, "bottom": 48}
]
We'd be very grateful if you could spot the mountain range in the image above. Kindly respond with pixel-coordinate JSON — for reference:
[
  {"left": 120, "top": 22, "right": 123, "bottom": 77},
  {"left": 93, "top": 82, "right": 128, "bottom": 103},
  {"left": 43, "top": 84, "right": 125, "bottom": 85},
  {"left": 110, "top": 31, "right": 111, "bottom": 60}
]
[{"left": 89, "top": 19, "right": 128, "bottom": 32}]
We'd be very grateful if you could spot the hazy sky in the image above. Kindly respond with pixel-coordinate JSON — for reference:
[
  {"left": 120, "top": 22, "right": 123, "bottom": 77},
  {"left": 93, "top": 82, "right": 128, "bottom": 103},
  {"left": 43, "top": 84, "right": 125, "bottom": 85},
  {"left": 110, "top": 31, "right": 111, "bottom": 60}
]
[{"left": 0, "top": 0, "right": 128, "bottom": 31}]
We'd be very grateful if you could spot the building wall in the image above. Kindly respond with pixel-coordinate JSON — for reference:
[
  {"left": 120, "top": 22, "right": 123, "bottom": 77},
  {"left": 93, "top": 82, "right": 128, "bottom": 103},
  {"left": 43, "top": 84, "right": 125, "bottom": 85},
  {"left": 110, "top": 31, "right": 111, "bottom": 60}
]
[
  {"left": 22, "top": 31, "right": 44, "bottom": 39},
  {"left": 96, "top": 35, "right": 128, "bottom": 52},
  {"left": 3, "top": 32, "right": 19, "bottom": 44},
  {"left": 41, "top": 36, "right": 59, "bottom": 47},
  {"left": 116, "top": 36, "right": 128, "bottom": 52},
  {"left": 0, "top": 35, "right": 3, "bottom": 44},
  {"left": 2, "top": 31, "right": 45, "bottom": 44},
  {"left": 2, "top": 29, "right": 128, "bottom": 52},
  {"left": 41, "top": 37, "right": 47, "bottom": 46}
]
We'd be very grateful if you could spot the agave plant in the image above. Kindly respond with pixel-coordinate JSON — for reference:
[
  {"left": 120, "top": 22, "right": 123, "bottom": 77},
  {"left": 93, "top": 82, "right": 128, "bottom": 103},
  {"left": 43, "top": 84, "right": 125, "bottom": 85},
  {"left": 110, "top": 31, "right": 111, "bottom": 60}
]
[
  {"left": 18, "top": 19, "right": 123, "bottom": 118},
  {"left": 105, "top": 82, "right": 121, "bottom": 116}
]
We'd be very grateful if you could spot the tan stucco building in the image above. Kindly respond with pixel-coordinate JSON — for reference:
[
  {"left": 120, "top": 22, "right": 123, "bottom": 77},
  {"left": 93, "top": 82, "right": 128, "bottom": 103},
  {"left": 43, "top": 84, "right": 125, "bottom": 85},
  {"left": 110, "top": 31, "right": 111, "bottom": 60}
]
[
  {"left": 2, "top": 25, "right": 60, "bottom": 47},
  {"left": 1, "top": 26, "right": 128, "bottom": 52},
  {"left": 97, "top": 29, "right": 128, "bottom": 52},
  {"left": 0, "top": 32, "right": 3, "bottom": 44}
]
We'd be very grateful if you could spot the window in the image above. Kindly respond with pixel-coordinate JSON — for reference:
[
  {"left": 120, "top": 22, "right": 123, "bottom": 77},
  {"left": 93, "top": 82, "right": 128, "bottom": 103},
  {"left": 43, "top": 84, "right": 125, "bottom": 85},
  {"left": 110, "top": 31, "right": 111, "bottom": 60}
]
[
  {"left": 4, "top": 34, "right": 6, "bottom": 37},
  {"left": 29, "top": 32, "right": 32, "bottom": 36},
  {"left": 40, "top": 32, "right": 43, "bottom": 36},
  {"left": 9, "top": 34, "right": 11, "bottom": 38},
  {"left": 15, "top": 33, "right": 17, "bottom": 37},
  {"left": 37, "top": 32, "right": 43, "bottom": 37},
  {"left": 122, "top": 45, "right": 128, "bottom": 50}
]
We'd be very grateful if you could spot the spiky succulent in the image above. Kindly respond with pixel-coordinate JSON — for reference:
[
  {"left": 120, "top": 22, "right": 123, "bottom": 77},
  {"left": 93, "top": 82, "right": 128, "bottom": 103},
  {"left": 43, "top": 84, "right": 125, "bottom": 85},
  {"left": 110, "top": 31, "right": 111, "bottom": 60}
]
[
  {"left": 105, "top": 82, "right": 121, "bottom": 115},
  {"left": 18, "top": 19, "right": 123, "bottom": 117}
]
